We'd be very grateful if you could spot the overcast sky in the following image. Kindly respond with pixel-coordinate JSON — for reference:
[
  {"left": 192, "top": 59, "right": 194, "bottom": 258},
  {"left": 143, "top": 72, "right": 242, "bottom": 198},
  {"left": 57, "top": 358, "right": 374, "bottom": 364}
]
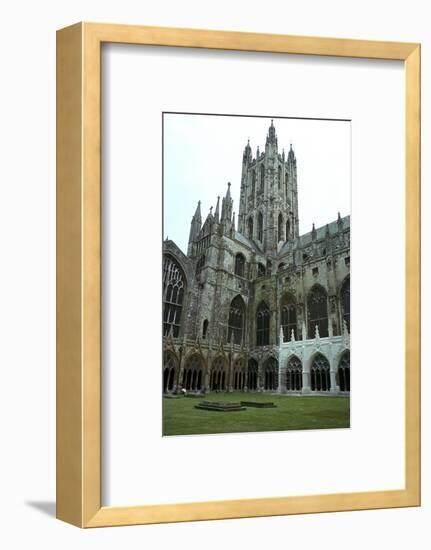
[{"left": 163, "top": 113, "right": 351, "bottom": 254}]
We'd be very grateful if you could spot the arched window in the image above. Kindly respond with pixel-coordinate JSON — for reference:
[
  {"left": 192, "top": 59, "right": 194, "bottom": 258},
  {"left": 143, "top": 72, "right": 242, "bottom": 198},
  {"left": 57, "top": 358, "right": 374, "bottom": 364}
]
[
  {"left": 281, "top": 293, "right": 297, "bottom": 342},
  {"left": 260, "top": 164, "right": 265, "bottom": 192},
  {"left": 286, "top": 355, "right": 302, "bottom": 391},
  {"left": 235, "top": 253, "right": 245, "bottom": 277},
  {"left": 251, "top": 170, "right": 256, "bottom": 198},
  {"left": 278, "top": 165, "right": 282, "bottom": 189},
  {"left": 338, "top": 350, "right": 350, "bottom": 392},
  {"left": 307, "top": 285, "right": 328, "bottom": 338},
  {"left": 278, "top": 262, "right": 286, "bottom": 272},
  {"left": 163, "top": 351, "right": 178, "bottom": 393},
  {"left": 340, "top": 277, "right": 350, "bottom": 333},
  {"left": 248, "top": 358, "right": 258, "bottom": 391},
  {"left": 263, "top": 357, "right": 278, "bottom": 390},
  {"left": 182, "top": 354, "right": 204, "bottom": 391},
  {"left": 257, "top": 262, "right": 266, "bottom": 277},
  {"left": 257, "top": 212, "right": 263, "bottom": 242},
  {"left": 256, "top": 302, "right": 270, "bottom": 346},
  {"left": 163, "top": 255, "right": 186, "bottom": 337},
  {"left": 278, "top": 212, "right": 284, "bottom": 241},
  {"left": 202, "top": 319, "right": 209, "bottom": 339},
  {"left": 196, "top": 254, "right": 205, "bottom": 276},
  {"left": 247, "top": 216, "right": 253, "bottom": 239},
  {"left": 227, "top": 295, "right": 245, "bottom": 345},
  {"left": 233, "top": 358, "right": 246, "bottom": 391},
  {"left": 210, "top": 356, "right": 226, "bottom": 391},
  {"left": 286, "top": 218, "right": 290, "bottom": 241},
  {"left": 310, "top": 353, "right": 330, "bottom": 392}
]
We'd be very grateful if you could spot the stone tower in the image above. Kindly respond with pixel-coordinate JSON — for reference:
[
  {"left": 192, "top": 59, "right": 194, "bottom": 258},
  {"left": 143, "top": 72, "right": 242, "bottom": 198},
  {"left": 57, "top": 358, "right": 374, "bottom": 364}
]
[{"left": 238, "top": 120, "right": 299, "bottom": 254}]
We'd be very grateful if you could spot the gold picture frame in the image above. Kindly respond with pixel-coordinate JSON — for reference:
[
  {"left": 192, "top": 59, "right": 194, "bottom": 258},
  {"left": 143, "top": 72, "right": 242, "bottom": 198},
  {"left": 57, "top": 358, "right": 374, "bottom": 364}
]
[{"left": 56, "top": 22, "right": 421, "bottom": 527}]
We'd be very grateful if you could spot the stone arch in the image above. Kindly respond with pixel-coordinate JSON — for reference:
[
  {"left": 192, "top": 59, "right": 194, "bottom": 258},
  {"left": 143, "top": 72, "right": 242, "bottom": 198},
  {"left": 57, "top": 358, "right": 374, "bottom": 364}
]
[
  {"left": 338, "top": 350, "right": 350, "bottom": 392},
  {"left": 260, "top": 164, "right": 265, "bottom": 191},
  {"left": 163, "top": 254, "right": 187, "bottom": 337},
  {"left": 280, "top": 291, "right": 297, "bottom": 342},
  {"left": 248, "top": 358, "right": 259, "bottom": 391},
  {"left": 210, "top": 355, "right": 227, "bottom": 392},
  {"left": 257, "top": 210, "right": 264, "bottom": 242},
  {"left": 235, "top": 253, "right": 246, "bottom": 277},
  {"left": 310, "top": 352, "right": 331, "bottom": 392},
  {"left": 247, "top": 215, "right": 254, "bottom": 239},
  {"left": 286, "top": 217, "right": 290, "bottom": 240},
  {"left": 163, "top": 350, "right": 178, "bottom": 393},
  {"left": 182, "top": 353, "right": 204, "bottom": 392},
  {"left": 278, "top": 212, "right": 284, "bottom": 241},
  {"left": 307, "top": 284, "right": 329, "bottom": 338},
  {"left": 340, "top": 275, "right": 350, "bottom": 333},
  {"left": 263, "top": 356, "right": 278, "bottom": 391},
  {"left": 256, "top": 300, "right": 270, "bottom": 346},
  {"left": 227, "top": 295, "right": 246, "bottom": 345},
  {"left": 286, "top": 354, "right": 302, "bottom": 391},
  {"left": 233, "top": 356, "right": 247, "bottom": 391}
]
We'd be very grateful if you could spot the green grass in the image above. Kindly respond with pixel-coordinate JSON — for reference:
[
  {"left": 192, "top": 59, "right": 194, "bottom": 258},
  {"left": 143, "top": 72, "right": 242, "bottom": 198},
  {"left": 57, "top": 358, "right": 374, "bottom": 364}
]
[{"left": 163, "top": 392, "right": 350, "bottom": 436}]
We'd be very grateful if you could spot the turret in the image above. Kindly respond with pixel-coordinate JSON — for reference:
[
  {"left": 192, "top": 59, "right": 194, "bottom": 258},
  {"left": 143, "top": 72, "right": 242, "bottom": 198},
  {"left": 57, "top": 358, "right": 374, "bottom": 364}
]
[{"left": 187, "top": 200, "right": 202, "bottom": 256}]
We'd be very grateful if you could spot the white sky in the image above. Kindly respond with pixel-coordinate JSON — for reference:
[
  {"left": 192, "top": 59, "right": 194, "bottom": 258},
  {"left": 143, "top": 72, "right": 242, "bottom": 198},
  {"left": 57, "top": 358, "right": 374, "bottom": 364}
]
[{"left": 163, "top": 113, "right": 351, "bottom": 254}]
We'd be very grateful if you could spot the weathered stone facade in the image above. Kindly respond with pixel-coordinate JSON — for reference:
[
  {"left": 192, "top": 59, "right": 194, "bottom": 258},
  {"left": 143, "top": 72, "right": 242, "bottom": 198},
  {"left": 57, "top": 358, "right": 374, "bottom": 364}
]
[{"left": 163, "top": 121, "right": 350, "bottom": 395}]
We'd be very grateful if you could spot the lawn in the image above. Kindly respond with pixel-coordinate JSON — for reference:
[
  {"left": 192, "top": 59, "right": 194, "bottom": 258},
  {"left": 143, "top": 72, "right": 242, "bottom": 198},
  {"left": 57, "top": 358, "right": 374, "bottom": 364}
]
[{"left": 163, "top": 392, "right": 350, "bottom": 436}]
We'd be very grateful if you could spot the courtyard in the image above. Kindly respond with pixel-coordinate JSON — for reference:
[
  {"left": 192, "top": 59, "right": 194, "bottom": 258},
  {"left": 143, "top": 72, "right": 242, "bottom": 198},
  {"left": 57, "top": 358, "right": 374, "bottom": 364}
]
[{"left": 163, "top": 392, "right": 350, "bottom": 436}]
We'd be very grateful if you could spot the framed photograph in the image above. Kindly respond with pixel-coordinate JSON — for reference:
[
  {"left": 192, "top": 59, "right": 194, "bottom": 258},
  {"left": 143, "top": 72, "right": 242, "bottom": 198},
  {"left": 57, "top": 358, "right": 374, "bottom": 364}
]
[{"left": 56, "top": 23, "right": 421, "bottom": 527}]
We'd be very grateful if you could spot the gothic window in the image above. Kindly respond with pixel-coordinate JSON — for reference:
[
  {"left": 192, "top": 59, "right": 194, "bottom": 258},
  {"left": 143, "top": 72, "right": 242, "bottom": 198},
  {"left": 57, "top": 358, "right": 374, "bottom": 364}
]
[
  {"left": 278, "top": 262, "right": 285, "bottom": 272},
  {"left": 163, "top": 351, "right": 178, "bottom": 393},
  {"left": 338, "top": 350, "right": 350, "bottom": 392},
  {"left": 256, "top": 301, "right": 270, "bottom": 346},
  {"left": 210, "top": 356, "right": 226, "bottom": 391},
  {"left": 280, "top": 293, "right": 297, "bottom": 342},
  {"left": 286, "top": 355, "right": 302, "bottom": 391},
  {"left": 260, "top": 164, "right": 265, "bottom": 192},
  {"left": 286, "top": 218, "right": 290, "bottom": 241},
  {"left": 310, "top": 353, "right": 330, "bottom": 392},
  {"left": 196, "top": 254, "right": 205, "bottom": 276},
  {"left": 248, "top": 358, "right": 258, "bottom": 391},
  {"left": 202, "top": 319, "right": 209, "bottom": 339},
  {"left": 278, "top": 212, "right": 284, "bottom": 241},
  {"left": 233, "top": 358, "right": 246, "bottom": 391},
  {"left": 227, "top": 295, "right": 245, "bottom": 345},
  {"left": 263, "top": 357, "right": 278, "bottom": 390},
  {"left": 163, "top": 255, "right": 186, "bottom": 337},
  {"left": 251, "top": 170, "right": 256, "bottom": 198},
  {"left": 340, "top": 277, "right": 350, "bottom": 333},
  {"left": 182, "top": 354, "right": 204, "bottom": 391},
  {"left": 257, "top": 211, "right": 263, "bottom": 242},
  {"left": 278, "top": 165, "right": 282, "bottom": 189},
  {"left": 257, "top": 262, "right": 266, "bottom": 278},
  {"left": 235, "top": 253, "right": 245, "bottom": 277},
  {"left": 307, "top": 285, "right": 328, "bottom": 338},
  {"left": 247, "top": 216, "right": 253, "bottom": 239}
]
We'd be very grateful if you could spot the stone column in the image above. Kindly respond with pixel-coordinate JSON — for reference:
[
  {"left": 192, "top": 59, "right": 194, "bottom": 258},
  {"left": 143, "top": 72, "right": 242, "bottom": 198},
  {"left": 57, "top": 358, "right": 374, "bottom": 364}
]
[{"left": 301, "top": 349, "right": 311, "bottom": 394}]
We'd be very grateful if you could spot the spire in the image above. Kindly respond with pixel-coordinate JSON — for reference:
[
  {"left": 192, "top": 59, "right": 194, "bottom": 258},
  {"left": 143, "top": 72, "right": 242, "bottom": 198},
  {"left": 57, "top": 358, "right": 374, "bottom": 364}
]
[
  {"left": 214, "top": 196, "right": 220, "bottom": 222},
  {"left": 221, "top": 182, "right": 233, "bottom": 222},
  {"left": 266, "top": 119, "right": 278, "bottom": 147},
  {"left": 188, "top": 200, "right": 202, "bottom": 251},
  {"left": 243, "top": 138, "right": 252, "bottom": 163},
  {"left": 312, "top": 222, "right": 316, "bottom": 240},
  {"left": 226, "top": 181, "right": 231, "bottom": 199},
  {"left": 288, "top": 143, "right": 296, "bottom": 163}
]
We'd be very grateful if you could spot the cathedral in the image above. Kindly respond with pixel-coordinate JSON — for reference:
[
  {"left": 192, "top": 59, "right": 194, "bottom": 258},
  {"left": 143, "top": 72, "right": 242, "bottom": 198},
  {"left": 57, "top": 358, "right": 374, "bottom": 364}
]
[{"left": 163, "top": 120, "right": 350, "bottom": 396}]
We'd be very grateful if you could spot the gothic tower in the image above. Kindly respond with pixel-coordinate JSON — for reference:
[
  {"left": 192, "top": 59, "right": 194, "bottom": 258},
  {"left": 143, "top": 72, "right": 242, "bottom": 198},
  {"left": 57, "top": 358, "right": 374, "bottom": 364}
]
[{"left": 238, "top": 120, "right": 299, "bottom": 254}]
